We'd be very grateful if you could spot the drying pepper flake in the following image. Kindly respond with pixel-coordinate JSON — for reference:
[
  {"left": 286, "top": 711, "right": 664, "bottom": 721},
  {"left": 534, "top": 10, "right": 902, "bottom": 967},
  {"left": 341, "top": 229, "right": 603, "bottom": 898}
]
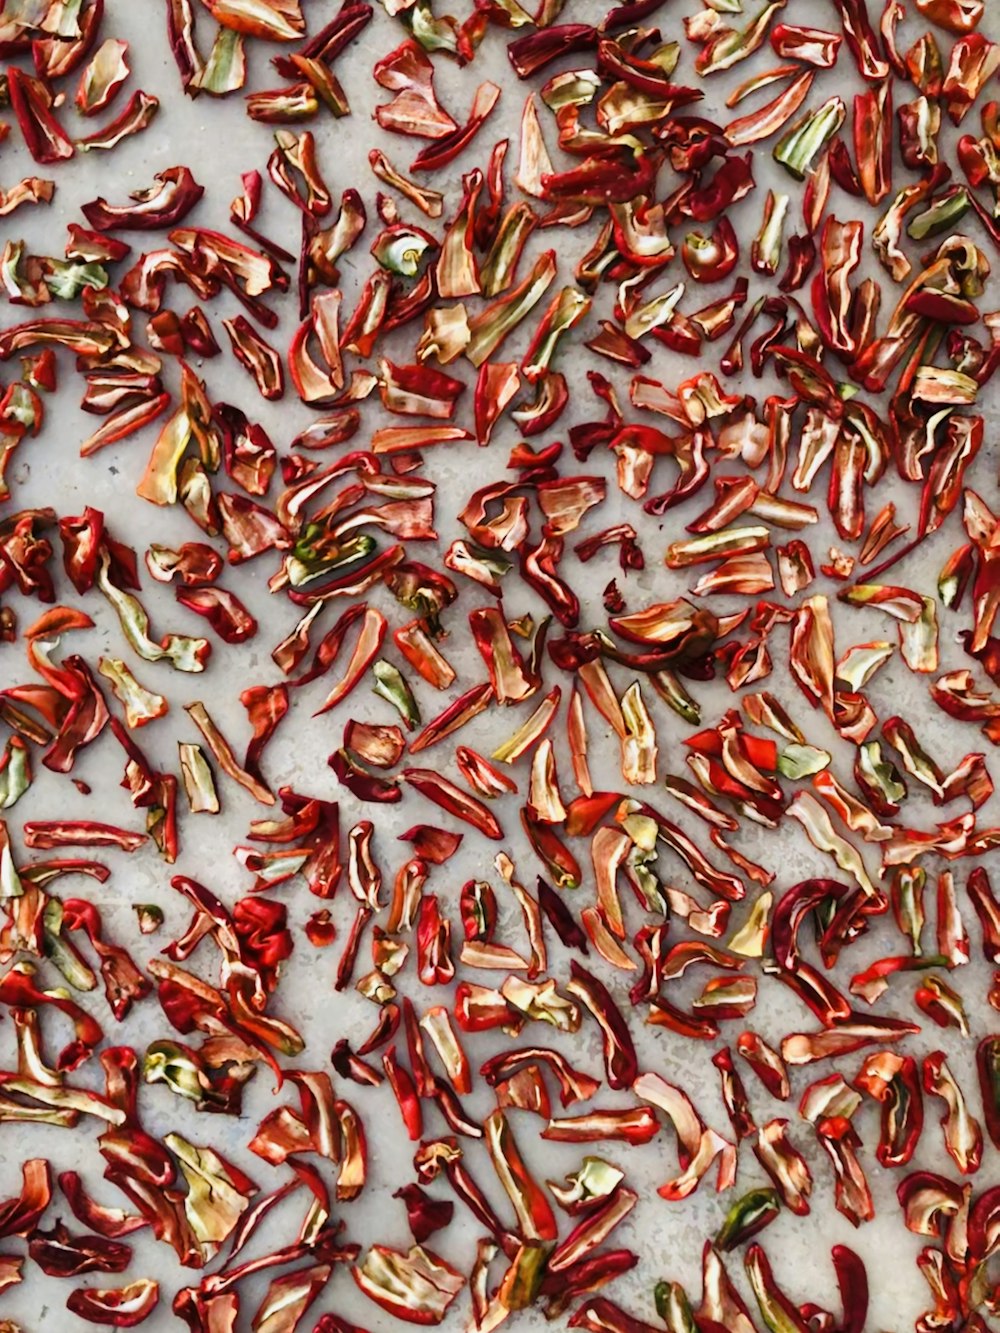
[{"left": 66, "top": 1277, "right": 160, "bottom": 1326}]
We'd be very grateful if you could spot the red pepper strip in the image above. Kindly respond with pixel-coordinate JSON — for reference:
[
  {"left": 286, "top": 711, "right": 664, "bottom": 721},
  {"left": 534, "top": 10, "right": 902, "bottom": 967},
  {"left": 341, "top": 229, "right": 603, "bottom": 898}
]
[
  {"left": 393, "top": 1183, "right": 453, "bottom": 1246},
  {"left": 836, "top": 0, "right": 890, "bottom": 79},
  {"left": 482, "top": 1048, "right": 599, "bottom": 1109},
  {"left": 543, "top": 150, "right": 661, "bottom": 208},
  {"left": 395, "top": 829, "right": 459, "bottom": 874},
  {"left": 825, "top": 1244, "right": 869, "bottom": 1333},
  {"left": 812, "top": 216, "right": 863, "bottom": 357},
  {"left": 853, "top": 79, "right": 893, "bottom": 205},
  {"left": 648, "top": 993, "right": 719, "bottom": 1041},
  {"left": 507, "top": 25, "right": 597, "bottom": 79},
  {"left": 566, "top": 961, "right": 637, "bottom": 1090},
  {"left": 681, "top": 218, "right": 740, "bottom": 285},
  {"left": 542, "top": 1108, "right": 659, "bottom": 1144},
  {"left": 0, "top": 315, "right": 121, "bottom": 360},
  {"left": 380, "top": 359, "right": 463, "bottom": 418},
  {"left": 828, "top": 141, "right": 864, "bottom": 203},
  {"left": 629, "top": 801, "right": 746, "bottom": 901},
  {"left": 355, "top": 1004, "right": 400, "bottom": 1059},
  {"left": 815, "top": 1117, "right": 874, "bottom": 1226},
  {"left": 725, "top": 69, "right": 814, "bottom": 147},
  {"left": 274, "top": 0, "right": 372, "bottom": 69},
  {"left": 778, "top": 235, "right": 817, "bottom": 293},
  {"left": 164, "top": 0, "right": 200, "bottom": 87},
  {"left": 522, "top": 808, "right": 581, "bottom": 889},
  {"left": 895, "top": 1168, "right": 966, "bottom": 1242},
  {"left": 977, "top": 1036, "right": 1000, "bottom": 1149},
  {"left": 455, "top": 747, "right": 515, "bottom": 798},
  {"left": 397, "top": 999, "right": 432, "bottom": 1101},
  {"left": 855, "top": 1052, "right": 924, "bottom": 1166},
  {"left": 630, "top": 926, "right": 670, "bottom": 1005},
  {"left": 484, "top": 1109, "right": 558, "bottom": 1241},
  {"left": 82, "top": 167, "right": 204, "bottom": 231},
  {"left": 541, "top": 1250, "right": 639, "bottom": 1318},
  {"left": 943, "top": 34, "right": 1000, "bottom": 125},
  {"left": 914, "top": 0, "right": 984, "bottom": 32},
  {"left": 176, "top": 587, "right": 257, "bottom": 644},
  {"left": 967, "top": 867, "right": 1000, "bottom": 961},
  {"left": 771, "top": 23, "right": 842, "bottom": 65},
  {"left": 284, "top": 543, "right": 404, "bottom": 608},
  {"left": 8, "top": 67, "right": 74, "bottom": 164},
  {"left": 313, "top": 607, "right": 386, "bottom": 716},
  {"left": 59, "top": 507, "right": 105, "bottom": 594},
  {"left": 185, "top": 702, "right": 274, "bottom": 806},
  {"left": 455, "top": 881, "right": 501, "bottom": 947},
  {"left": 537, "top": 876, "right": 589, "bottom": 954},
  {"left": 31, "top": 0, "right": 104, "bottom": 80},
  {"left": 22, "top": 821, "right": 146, "bottom": 852},
  {"left": 771, "top": 879, "right": 855, "bottom": 1025},
  {"left": 402, "top": 769, "right": 502, "bottom": 840},
  {"left": 745, "top": 1245, "right": 810, "bottom": 1333},
  {"left": 689, "top": 279, "right": 751, "bottom": 342},
  {"left": 919, "top": 415, "right": 982, "bottom": 539},
  {"left": 415, "top": 896, "right": 454, "bottom": 985},
  {"left": 352, "top": 1244, "right": 463, "bottom": 1326},
  {"left": 61, "top": 900, "right": 152, "bottom": 1021},
  {"left": 682, "top": 153, "right": 756, "bottom": 223},
  {"left": 67, "top": 1278, "right": 159, "bottom": 1327},
  {"left": 712, "top": 1048, "right": 756, "bottom": 1140},
  {"left": 568, "top": 1297, "right": 663, "bottom": 1333},
  {"left": 596, "top": 38, "right": 695, "bottom": 101},
  {"left": 373, "top": 40, "right": 457, "bottom": 139},
  {"left": 415, "top": 1139, "right": 516, "bottom": 1248},
  {"left": 782, "top": 1015, "right": 920, "bottom": 1065},
  {"left": 80, "top": 395, "right": 172, "bottom": 458},
  {"left": 969, "top": 1185, "right": 1000, "bottom": 1267},
  {"left": 410, "top": 82, "right": 501, "bottom": 173},
  {"left": 751, "top": 1119, "right": 812, "bottom": 1216},
  {"left": 469, "top": 607, "right": 538, "bottom": 704},
  {"left": 289, "top": 602, "right": 365, "bottom": 687},
  {"left": 382, "top": 1048, "right": 423, "bottom": 1141},
  {"left": 0, "top": 1159, "right": 52, "bottom": 1238},
  {"left": 0, "top": 969, "right": 103, "bottom": 1071},
  {"left": 58, "top": 1173, "right": 144, "bottom": 1240},
  {"left": 923, "top": 1050, "right": 984, "bottom": 1174},
  {"left": 223, "top": 316, "right": 285, "bottom": 401},
  {"left": 76, "top": 90, "right": 160, "bottom": 151}
]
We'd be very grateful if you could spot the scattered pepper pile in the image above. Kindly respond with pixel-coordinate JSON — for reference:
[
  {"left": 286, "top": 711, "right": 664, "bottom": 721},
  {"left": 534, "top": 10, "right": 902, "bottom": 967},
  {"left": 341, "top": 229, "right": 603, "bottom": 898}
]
[{"left": 1, "top": 0, "right": 1000, "bottom": 1328}]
